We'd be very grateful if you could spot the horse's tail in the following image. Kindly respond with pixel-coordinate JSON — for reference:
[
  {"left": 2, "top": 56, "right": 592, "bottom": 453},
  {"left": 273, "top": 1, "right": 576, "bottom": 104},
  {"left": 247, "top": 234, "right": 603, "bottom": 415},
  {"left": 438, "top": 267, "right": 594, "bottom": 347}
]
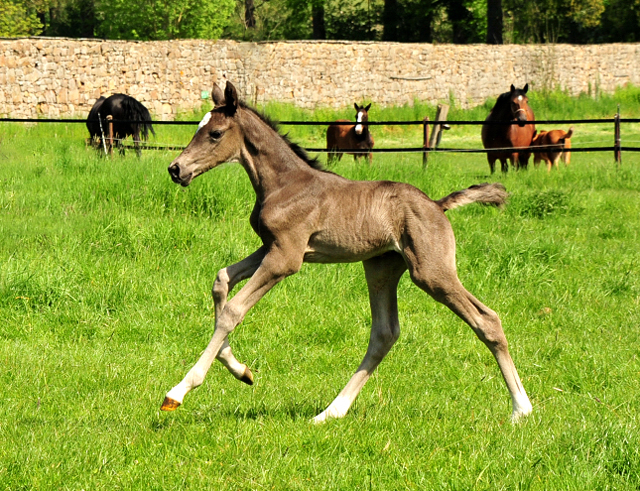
[
  {"left": 123, "top": 96, "right": 155, "bottom": 140},
  {"left": 562, "top": 127, "right": 573, "bottom": 165},
  {"left": 437, "top": 183, "right": 508, "bottom": 212}
]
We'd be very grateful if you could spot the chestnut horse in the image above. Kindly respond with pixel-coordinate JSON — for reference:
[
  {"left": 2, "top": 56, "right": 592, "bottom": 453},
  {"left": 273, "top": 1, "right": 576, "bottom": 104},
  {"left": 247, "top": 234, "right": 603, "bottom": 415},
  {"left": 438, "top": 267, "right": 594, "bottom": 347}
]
[
  {"left": 481, "top": 84, "right": 536, "bottom": 173},
  {"left": 163, "top": 81, "right": 532, "bottom": 423},
  {"left": 327, "top": 103, "right": 374, "bottom": 164}
]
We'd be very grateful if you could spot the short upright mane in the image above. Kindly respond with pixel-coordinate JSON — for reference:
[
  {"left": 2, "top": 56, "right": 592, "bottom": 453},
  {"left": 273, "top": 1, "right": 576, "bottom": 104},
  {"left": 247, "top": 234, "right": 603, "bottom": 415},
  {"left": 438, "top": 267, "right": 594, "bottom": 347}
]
[{"left": 240, "top": 101, "right": 327, "bottom": 172}]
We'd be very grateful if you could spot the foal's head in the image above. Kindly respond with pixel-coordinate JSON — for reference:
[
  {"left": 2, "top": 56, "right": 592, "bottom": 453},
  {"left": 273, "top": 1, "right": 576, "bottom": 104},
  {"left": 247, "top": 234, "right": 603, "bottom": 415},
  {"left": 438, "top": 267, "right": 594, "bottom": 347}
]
[
  {"left": 508, "top": 84, "right": 530, "bottom": 127},
  {"left": 354, "top": 103, "right": 371, "bottom": 135},
  {"left": 168, "top": 82, "right": 242, "bottom": 187}
]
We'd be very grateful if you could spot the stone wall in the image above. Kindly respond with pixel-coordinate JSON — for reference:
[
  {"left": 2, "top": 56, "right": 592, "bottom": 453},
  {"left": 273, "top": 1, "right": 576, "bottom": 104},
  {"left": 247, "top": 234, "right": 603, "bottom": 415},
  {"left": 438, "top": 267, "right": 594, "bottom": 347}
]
[{"left": 0, "top": 37, "right": 639, "bottom": 118}]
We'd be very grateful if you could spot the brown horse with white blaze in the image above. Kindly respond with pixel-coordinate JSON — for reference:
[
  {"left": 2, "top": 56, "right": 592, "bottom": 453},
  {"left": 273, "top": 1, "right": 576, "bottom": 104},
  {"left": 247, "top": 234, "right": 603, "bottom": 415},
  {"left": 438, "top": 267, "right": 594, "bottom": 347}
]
[
  {"left": 481, "top": 84, "right": 536, "bottom": 173},
  {"left": 163, "top": 81, "right": 532, "bottom": 423},
  {"left": 327, "top": 103, "right": 374, "bottom": 164}
]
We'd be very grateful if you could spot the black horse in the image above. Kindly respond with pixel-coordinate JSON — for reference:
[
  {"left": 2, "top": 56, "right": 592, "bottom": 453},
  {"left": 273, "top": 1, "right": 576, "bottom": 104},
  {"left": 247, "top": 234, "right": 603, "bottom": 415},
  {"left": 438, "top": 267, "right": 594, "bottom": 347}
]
[{"left": 86, "top": 94, "right": 155, "bottom": 156}]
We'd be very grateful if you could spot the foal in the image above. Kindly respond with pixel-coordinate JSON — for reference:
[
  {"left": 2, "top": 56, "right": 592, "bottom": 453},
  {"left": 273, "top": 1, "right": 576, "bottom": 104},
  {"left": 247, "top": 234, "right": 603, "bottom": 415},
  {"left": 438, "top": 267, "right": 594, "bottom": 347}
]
[
  {"left": 532, "top": 127, "right": 573, "bottom": 171},
  {"left": 326, "top": 103, "right": 374, "bottom": 164},
  {"left": 163, "top": 82, "right": 532, "bottom": 423}
]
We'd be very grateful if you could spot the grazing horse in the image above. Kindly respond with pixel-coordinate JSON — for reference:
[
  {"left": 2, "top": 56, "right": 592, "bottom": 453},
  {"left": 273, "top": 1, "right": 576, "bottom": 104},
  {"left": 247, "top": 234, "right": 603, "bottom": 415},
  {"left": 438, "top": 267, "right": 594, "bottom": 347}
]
[
  {"left": 327, "top": 103, "right": 374, "bottom": 164},
  {"left": 86, "top": 94, "right": 155, "bottom": 157},
  {"left": 531, "top": 127, "right": 573, "bottom": 172},
  {"left": 481, "top": 84, "right": 536, "bottom": 173},
  {"left": 163, "top": 82, "right": 532, "bottom": 423}
]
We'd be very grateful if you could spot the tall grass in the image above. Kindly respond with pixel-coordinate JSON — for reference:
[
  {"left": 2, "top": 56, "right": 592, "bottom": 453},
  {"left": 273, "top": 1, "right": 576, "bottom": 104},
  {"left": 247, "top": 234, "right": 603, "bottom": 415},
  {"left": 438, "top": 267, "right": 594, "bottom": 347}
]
[{"left": 1, "top": 91, "right": 639, "bottom": 489}]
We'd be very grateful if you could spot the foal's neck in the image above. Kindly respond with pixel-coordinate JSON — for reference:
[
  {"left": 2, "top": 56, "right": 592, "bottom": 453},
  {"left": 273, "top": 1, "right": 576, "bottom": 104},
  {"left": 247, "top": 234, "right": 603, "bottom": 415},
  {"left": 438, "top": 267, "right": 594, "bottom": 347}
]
[{"left": 238, "top": 108, "right": 316, "bottom": 201}]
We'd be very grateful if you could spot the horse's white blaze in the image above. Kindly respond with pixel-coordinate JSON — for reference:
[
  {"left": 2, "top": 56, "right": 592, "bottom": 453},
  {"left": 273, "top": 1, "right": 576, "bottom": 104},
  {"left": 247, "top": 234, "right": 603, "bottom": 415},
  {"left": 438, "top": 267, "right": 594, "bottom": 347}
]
[
  {"left": 355, "top": 111, "right": 364, "bottom": 134},
  {"left": 517, "top": 95, "right": 523, "bottom": 101},
  {"left": 197, "top": 112, "right": 212, "bottom": 132}
]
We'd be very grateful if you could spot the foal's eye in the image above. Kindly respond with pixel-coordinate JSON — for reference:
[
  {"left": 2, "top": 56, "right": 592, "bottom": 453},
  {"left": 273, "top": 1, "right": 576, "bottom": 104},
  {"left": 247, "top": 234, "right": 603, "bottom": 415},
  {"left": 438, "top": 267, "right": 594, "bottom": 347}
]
[{"left": 209, "top": 130, "right": 223, "bottom": 140}]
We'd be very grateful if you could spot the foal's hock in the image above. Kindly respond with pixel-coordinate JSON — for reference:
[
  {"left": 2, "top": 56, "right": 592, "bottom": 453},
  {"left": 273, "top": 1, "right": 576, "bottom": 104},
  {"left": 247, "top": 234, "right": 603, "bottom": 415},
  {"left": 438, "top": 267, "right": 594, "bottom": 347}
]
[{"left": 162, "top": 81, "right": 533, "bottom": 422}]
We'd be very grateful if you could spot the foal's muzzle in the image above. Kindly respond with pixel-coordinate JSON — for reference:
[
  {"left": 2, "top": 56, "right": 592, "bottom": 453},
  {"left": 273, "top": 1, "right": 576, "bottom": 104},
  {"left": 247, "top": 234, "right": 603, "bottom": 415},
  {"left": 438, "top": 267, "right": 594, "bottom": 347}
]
[{"left": 168, "top": 162, "right": 191, "bottom": 186}]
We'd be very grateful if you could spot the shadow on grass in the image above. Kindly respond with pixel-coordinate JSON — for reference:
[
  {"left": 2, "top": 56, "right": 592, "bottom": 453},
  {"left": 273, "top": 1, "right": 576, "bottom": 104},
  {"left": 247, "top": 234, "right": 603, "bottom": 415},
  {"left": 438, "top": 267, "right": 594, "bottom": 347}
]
[{"left": 151, "top": 400, "right": 328, "bottom": 430}]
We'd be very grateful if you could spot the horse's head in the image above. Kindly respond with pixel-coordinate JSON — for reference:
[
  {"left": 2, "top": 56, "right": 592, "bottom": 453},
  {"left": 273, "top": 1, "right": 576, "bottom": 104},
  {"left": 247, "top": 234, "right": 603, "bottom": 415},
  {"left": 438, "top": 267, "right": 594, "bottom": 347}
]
[
  {"left": 509, "top": 84, "right": 530, "bottom": 127},
  {"left": 168, "top": 82, "right": 242, "bottom": 187},
  {"left": 354, "top": 103, "right": 371, "bottom": 135}
]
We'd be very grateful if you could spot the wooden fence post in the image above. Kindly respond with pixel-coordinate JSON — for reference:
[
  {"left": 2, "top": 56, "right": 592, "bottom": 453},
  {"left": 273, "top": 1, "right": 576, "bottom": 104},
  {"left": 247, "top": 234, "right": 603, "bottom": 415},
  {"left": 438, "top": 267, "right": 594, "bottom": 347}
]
[
  {"left": 106, "top": 115, "right": 114, "bottom": 157},
  {"left": 422, "top": 116, "right": 430, "bottom": 169},
  {"left": 614, "top": 104, "right": 621, "bottom": 165},
  {"left": 428, "top": 104, "right": 449, "bottom": 149}
]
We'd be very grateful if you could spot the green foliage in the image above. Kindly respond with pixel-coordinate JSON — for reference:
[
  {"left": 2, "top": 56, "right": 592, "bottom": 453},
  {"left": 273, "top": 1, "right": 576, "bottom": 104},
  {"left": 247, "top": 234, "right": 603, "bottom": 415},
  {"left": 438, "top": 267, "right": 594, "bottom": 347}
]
[
  {"left": 94, "top": 0, "right": 235, "bottom": 40},
  {"left": 0, "top": 0, "right": 43, "bottom": 36}
]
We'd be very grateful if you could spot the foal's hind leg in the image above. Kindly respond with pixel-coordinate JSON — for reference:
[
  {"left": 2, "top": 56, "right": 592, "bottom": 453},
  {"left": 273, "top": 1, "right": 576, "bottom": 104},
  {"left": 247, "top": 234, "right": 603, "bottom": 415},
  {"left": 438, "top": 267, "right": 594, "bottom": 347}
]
[
  {"left": 405, "top": 229, "right": 532, "bottom": 421},
  {"left": 212, "top": 247, "right": 267, "bottom": 385},
  {"left": 313, "top": 252, "right": 407, "bottom": 423}
]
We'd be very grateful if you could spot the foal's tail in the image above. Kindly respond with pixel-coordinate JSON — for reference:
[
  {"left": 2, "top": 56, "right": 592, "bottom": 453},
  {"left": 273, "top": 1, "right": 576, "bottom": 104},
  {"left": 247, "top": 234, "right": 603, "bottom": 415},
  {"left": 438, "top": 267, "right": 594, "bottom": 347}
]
[{"left": 437, "top": 183, "right": 508, "bottom": 212}]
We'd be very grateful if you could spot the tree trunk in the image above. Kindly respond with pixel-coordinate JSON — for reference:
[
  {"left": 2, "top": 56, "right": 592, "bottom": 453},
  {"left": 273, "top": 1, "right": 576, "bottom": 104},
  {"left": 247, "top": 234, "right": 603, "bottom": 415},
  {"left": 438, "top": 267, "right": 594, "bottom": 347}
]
[
  {"left": 245, "top": 0, "right": 256, "bottom": 29},
  {"left": 312, "top": 3, "right": 326, "bottom": 39},
  {"left": 383, "top": 0, "right": 399, "bottom": 41},
  {"left": 486, "top": 0, "right": 503, "bottom": 44}
]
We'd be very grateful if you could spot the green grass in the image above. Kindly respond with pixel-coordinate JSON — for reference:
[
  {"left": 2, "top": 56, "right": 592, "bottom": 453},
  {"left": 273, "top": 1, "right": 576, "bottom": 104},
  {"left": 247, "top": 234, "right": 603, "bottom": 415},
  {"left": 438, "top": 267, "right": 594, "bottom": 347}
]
[{"left": 1, "top": 93, "right": 640, "bottom": 490}]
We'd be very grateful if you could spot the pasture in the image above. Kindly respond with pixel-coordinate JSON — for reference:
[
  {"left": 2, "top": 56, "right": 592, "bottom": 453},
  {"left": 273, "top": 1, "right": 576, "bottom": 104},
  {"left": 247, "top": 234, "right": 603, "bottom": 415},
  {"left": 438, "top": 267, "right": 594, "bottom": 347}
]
[{"left": 1, "top": 90, "right": 640, "bottom": 489}]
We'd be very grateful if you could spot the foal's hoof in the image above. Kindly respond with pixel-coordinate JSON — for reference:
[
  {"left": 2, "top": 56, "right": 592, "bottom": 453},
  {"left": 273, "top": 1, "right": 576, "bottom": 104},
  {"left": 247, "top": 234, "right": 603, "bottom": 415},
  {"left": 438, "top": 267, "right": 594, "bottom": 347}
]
[
  {"left": 240, "top": 366, "right": 254, "bottom": 386},
  {"left": 160, "top": 396, "right": 181, "bottom": 411}
]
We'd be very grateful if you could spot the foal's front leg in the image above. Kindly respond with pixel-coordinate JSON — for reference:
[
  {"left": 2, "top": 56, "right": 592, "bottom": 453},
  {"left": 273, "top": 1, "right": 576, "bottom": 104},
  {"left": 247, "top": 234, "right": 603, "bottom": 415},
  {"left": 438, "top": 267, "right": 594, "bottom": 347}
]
[
  {"left": 213, "top": 247, "right": 266, "bottom": 385},
  {"left": 161, "top": 247, "right": 299, "bottom": 411}
]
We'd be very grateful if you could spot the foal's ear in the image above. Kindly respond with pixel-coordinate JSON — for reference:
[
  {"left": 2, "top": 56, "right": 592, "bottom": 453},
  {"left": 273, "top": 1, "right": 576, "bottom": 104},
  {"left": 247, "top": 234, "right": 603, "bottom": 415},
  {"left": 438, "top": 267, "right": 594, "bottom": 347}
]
[
  {"left": 510, "top": 84, "right": 516, "bottom": 92},
  {"left": 224, "top": 81, "right": 239, "bottom": 115},
  {"left": 354, "top": 103, "right": 360, "bottom": 111},
  {"left": 212, "top": 83, "right": 225, "bottom": 107},
  {"left": 523, "top": 83, "right": 529, "bottom": 94},
  {"left": 364, "top": 103, "right": 371, "bottom": 111}
]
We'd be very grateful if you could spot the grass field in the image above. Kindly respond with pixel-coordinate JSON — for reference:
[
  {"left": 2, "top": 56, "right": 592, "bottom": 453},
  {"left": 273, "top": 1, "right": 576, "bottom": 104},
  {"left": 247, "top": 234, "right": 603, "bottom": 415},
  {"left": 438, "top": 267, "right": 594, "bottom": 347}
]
[{"left": 1, "top": 89, "right": 640, "bottom": 490}]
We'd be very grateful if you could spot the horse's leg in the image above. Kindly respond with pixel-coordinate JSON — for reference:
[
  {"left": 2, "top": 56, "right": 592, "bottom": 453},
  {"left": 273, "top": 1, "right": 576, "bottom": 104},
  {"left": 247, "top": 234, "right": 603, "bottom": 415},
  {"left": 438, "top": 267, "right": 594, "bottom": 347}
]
[
  {"left": 161, "top": 245, "right": 302, "bottom": 411},
  {"left": 313, "top": 252, "right": 407, "bottom": 423},
  {"left": 134, "top": 130, "right": 142, "bottom": 158},
  {"left": 501, "top": 158, "right": 510, "bottom": 173},
  {"left": 212, "top": 247, "right": 267, "bottom": 384},
  {"left": 403, "top": 220, "right": 532, "bottom": 421},
  {"left": 487, "top": 154, "right": 496, "bottom": 174}
]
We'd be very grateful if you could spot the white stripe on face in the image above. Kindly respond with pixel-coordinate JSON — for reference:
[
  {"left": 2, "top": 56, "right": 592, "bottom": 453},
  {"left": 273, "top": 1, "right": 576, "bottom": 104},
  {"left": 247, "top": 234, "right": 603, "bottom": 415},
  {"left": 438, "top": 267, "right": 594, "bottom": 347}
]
[
  {"left": 355, "top": 111, "right": 364, "bottom": 134},
  {"left": 197, "top": 112, "right": 212, "bottom": 133}
]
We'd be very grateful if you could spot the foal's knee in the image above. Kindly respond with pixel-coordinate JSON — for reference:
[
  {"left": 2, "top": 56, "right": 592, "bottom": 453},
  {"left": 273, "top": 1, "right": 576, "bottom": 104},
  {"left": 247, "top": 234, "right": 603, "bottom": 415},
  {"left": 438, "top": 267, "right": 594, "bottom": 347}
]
[
  {"left": 475, "top": 310, "right": 508, "bottom": 351},
  {"left": 212, "top": 268, "right": 230, "bottom": 302}
]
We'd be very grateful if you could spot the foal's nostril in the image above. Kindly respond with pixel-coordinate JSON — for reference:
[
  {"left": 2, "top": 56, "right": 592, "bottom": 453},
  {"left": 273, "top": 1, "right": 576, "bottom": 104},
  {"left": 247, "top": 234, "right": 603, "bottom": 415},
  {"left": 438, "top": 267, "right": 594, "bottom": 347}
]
[{"left": 168, "top": 163, "right": 180, "bottom": 177}]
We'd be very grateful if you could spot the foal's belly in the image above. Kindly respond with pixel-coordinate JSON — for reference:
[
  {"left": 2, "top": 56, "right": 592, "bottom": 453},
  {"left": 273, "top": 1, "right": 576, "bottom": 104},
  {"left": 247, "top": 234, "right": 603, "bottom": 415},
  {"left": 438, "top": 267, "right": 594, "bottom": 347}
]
[{"left": 303, "top": 230, "right": 401, "bottom": 264}]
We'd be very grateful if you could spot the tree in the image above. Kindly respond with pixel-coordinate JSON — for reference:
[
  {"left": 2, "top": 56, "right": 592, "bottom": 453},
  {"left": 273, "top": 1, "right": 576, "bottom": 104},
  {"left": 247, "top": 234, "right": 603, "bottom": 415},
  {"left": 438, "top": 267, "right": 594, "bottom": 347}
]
[
  {"left": 95, "top": 0, "right": 235, "bottom": 40},
  {"left": 0, "top": 0, "right": 43, "bottom": 36}
]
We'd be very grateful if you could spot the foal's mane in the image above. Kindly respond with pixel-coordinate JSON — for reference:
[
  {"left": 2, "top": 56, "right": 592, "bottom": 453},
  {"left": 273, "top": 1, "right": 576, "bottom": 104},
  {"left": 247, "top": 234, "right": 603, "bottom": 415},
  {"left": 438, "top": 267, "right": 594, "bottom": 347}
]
[{"left": 239, "top": 101, "right": 328, "bottom": 172}]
